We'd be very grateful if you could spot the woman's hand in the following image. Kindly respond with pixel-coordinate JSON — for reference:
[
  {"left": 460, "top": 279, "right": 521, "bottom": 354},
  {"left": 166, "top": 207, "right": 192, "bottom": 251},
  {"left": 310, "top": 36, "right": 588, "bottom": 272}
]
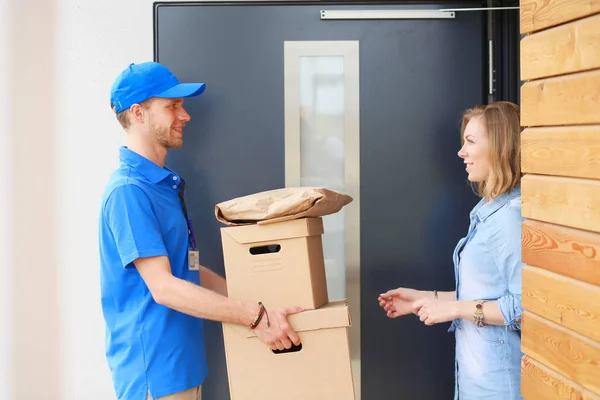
[
  {"left": 378, "top": 288, "right": 422, "bottom": 318},
  {"left": 412, "top": 298, "right": 459, "bottom": 326}
]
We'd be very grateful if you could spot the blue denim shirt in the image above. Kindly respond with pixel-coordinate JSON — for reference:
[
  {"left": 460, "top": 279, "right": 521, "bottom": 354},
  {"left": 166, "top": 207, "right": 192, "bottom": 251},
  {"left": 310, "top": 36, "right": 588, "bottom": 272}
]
[{"left": 449, "top": 186, "right": 524, "bottom": 400}]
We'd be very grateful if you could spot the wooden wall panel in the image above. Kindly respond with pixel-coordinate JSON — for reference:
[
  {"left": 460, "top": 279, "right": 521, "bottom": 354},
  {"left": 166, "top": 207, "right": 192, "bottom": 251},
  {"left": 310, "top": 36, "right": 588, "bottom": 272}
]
[
  {"left": 520, "top": 0, "right": 600, "bottom": 34},
  {"left": 521, "top": 126, "right": 600, "bottom": 180},
  {"left": 522, "top": 356, "right": 600, "bottom": 400},
  {"left": 521, "top": 14, "right": 600, "bottom": 80},
  {"left": 522, "top": 265, "right": 600, "bottom": 342},
  {"left": 521, "top": 70, "right": 600, "bottom": 127},
  {"left": 522, "top": 312, "right": 600, "bottom": 396},
  {"left": 521, "top": 175, "right": 600, "bottom": 233},
  {"left": 522, "top": 219, "right": 600, "bottom": 286},
  {"left": 520, "top": 1, "right": 600, "bottom": 397}
]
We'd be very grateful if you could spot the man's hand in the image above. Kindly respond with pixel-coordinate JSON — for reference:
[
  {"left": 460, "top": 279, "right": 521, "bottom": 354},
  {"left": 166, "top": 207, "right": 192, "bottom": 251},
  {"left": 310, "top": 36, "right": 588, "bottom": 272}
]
[
  {"left": 412, "top": 298, "right": 458, "bottom": 326},
  {"left": 378, "top": 288, "right": 422, "bottom": 318},
  {"left": 253, "top": 306, "right": 304, "bottom": 351}
]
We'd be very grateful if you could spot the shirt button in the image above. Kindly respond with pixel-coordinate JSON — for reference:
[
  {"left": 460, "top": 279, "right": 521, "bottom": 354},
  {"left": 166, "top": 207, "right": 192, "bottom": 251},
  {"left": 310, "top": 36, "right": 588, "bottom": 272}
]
[
  {"left": 172, "top": 185, "right": 177, "bottom": 189},
  {"left": 173, "top": 176, "right": 178, "bottom": 180}
]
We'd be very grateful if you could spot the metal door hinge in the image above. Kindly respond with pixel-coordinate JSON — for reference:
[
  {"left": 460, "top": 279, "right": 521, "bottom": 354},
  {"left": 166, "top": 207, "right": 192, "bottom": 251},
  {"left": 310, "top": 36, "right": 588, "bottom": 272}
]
[{"left": 489, "top": 40, "right": 495, "bottom": 95}]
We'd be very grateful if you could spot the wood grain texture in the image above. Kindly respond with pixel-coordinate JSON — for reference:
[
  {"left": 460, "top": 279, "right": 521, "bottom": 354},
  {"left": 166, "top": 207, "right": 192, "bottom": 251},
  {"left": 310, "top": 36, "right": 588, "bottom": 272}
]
[
  {"left": 520, "top": 0, "right": 600, "bottom": 34},
  {"left": 522, "top": 356, "right": 600, "bottom": 400},
  {"left": 521, "top": 14, "right": 600, "bottom": 80},
  {"left": 521, "top": 126, "right": 600, "bottom": 179},
  {"left": 522, "top": 265, "right": 600, "bottom": 342},
  {"left": 521, "top": 69, "right": 600, "bottom": 127},
  {"left": 521, "top": 175, "right": 600, "bottom": 234},
  {"left": 522, "top": 311, "right": 600, "bottom": 395},
  {"left": 522, "top": 219, "right": 600, "bottom": 286}
]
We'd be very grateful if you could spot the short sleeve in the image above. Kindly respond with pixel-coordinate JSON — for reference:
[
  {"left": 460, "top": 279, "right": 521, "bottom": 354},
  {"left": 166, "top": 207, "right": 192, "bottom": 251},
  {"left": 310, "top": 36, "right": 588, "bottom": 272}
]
[{"left": 104, "top": 184, "right": 168, "bottom": 268}]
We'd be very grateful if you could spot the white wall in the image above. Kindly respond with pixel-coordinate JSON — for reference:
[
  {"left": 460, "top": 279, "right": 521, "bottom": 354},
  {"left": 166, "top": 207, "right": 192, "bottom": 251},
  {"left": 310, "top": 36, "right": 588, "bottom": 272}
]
[
  {"left": 56, "top": 1, "right": 157, "bottom": 398},
  {"left": 11, "top": 1, "right": 62, "bottom": 398},
  {"left": 1, "top": 0, "right": 14, "bottom": 398},
  {"left": 3, "top": 0, "right": 161, "bottom": 398},
  {"left": 57, "top": 1, "right": 167, "bottom": 398}
]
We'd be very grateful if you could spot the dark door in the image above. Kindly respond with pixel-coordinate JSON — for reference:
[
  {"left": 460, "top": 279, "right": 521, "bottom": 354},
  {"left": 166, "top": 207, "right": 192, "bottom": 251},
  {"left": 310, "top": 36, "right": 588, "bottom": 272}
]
[{"left": 155, "top": 2, "right": 482, "bottom": 399}]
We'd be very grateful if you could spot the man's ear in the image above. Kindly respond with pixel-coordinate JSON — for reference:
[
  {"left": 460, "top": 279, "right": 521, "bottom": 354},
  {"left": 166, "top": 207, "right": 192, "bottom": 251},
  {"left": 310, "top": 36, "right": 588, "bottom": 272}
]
[{"left": 129, "top": 104, "right": 145, "bottom": 122}]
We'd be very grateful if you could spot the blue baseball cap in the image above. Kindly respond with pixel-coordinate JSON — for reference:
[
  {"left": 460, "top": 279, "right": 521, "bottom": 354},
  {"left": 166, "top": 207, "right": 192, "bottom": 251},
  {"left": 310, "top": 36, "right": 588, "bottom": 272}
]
[{"left": 110, "top": 62, "right": 206, "bottom": 113}]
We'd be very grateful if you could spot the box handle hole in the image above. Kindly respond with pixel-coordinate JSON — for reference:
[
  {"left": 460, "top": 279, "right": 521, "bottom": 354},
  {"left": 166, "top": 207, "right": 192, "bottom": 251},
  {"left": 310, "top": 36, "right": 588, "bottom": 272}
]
[
  {"left": 249, "top": 244, "right": 281, "bottom": 255},
  {"left": 272, "top": 343, "right": 302, "bottom": 354}
]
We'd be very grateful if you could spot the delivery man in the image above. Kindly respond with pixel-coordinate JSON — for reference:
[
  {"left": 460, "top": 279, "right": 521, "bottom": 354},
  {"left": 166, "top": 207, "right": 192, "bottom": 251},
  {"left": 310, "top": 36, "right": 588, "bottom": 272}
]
[{"left": 99, "top": 61, "right": 303, "bottom": 400}]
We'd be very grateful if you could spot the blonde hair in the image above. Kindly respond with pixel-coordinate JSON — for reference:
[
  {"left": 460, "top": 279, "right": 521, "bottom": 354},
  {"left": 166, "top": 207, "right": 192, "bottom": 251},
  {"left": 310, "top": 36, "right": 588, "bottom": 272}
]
[
  {"left": 110, "top": 98, "right": 153, "bottom": 129},
  {"left": 461, "top": 101, "right": 522, "bottom": 201}
]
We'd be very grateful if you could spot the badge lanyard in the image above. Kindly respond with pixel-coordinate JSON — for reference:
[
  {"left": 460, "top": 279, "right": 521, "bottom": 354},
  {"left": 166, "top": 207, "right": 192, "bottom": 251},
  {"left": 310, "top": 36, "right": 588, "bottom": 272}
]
[
  {"left": 177, "top": 178, "right": 200, "bottom": 271},
  {"left": 177, "top": 178, "right": 197, "bottom": 250}
]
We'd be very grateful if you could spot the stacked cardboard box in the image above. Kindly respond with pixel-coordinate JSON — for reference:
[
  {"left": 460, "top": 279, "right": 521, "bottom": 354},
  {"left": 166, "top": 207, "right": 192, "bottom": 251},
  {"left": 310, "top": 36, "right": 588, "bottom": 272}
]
[{"left": 220, "top": 217, "right": 355, "bottom": 400}]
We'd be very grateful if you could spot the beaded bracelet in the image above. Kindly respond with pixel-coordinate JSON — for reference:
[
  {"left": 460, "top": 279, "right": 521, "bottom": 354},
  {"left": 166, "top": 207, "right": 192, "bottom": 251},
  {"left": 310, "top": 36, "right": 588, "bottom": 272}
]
[
  {"left": 249, "top": 302, "right": 271, "bottom": 329},
  {"left": 249, "top": 303, "right": 264, "bottom": 329}
]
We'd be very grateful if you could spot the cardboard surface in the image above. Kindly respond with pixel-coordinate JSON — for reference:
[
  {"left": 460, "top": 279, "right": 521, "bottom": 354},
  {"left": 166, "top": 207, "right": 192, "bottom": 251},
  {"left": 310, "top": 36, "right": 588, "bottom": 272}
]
[
  {"left": 221, "top": 217, "right": 328, "bottom": 309},
  {"left": 222, "top": 301, "right": 355, "bottom": 400},
  {"left": 231, "top": 300, "right": 351, "bottom": 337}
]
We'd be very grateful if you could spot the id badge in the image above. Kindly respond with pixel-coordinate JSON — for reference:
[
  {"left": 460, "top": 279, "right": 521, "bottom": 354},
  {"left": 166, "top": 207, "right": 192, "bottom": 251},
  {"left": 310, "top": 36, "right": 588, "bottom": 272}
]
[{"left": 188, "top": 249, "right": 200, "bottom": 271}]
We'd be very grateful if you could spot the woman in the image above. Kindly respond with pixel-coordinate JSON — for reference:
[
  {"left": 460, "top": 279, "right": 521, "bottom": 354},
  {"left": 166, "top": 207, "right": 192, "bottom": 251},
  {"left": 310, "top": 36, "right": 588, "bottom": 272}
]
[{"left": 379, "top": 101, "right": 524, "bottom": 400}]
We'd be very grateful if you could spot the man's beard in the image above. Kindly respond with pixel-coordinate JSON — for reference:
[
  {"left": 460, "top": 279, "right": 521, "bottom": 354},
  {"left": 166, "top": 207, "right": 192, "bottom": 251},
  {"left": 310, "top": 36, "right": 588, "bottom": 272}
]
[{"left": 150, "top": 120, "right": 183, "bottom": 149}]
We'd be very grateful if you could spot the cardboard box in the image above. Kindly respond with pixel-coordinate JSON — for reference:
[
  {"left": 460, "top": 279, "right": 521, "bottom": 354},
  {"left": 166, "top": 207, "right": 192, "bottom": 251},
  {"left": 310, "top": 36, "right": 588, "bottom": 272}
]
[
  {"left": 220, "top": 217, "right": 328, "bottom": 309},
  {"left": 222, "top": 301, "right": 355, "bottom": 400}
]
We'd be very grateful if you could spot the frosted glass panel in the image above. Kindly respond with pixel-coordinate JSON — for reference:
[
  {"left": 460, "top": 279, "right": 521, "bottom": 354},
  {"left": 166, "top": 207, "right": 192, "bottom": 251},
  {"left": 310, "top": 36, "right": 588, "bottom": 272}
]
[{"left": 299, "top": 56, "right": 346, "bottom": 300}]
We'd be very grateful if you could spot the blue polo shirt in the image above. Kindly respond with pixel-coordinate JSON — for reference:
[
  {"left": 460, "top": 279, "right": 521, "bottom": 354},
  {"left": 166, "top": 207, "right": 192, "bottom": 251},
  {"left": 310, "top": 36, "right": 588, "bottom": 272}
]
[{"left": 98, "top": 146, "right": 208, "bottom": 400}]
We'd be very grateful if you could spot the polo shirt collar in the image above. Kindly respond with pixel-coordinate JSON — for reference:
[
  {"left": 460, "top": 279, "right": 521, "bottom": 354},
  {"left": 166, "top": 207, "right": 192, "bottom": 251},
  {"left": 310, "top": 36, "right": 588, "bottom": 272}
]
[{"left": 119, "top": 146, "right": 174, "bottom": 184}]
